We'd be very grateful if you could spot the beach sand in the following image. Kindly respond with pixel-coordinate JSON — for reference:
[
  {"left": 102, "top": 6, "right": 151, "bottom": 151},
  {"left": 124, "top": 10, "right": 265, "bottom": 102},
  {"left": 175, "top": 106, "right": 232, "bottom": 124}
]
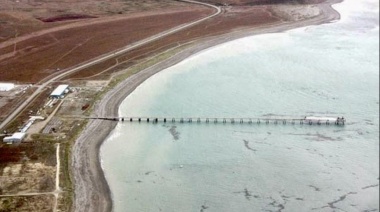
[{"left": 72, "top": 1, "right": 342, "bottom": 211}]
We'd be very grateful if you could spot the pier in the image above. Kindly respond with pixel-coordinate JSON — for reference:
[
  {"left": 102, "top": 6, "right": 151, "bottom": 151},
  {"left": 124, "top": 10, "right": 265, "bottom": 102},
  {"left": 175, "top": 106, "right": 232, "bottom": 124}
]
[{"left": 88, "top": 116, "right": 346, "bottom": 126}]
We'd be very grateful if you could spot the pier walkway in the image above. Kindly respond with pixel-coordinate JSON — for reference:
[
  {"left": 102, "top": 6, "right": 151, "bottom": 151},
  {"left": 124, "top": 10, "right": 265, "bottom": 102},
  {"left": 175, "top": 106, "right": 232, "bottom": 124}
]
[{"left": 86, "top": 116, "right": 346, "bottom": 126}]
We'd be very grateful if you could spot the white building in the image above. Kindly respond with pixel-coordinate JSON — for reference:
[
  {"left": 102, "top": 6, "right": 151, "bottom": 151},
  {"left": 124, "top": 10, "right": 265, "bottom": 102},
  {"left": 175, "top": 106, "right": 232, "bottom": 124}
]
[
  {"left": 50, "top": 84, "right": 69, "bottom": 98},
  {"left": 0, "top": 83, "right": 15, "bottom": 91},
  {"left": 3, "top": 132, "right": 26, "bottom": 144}
]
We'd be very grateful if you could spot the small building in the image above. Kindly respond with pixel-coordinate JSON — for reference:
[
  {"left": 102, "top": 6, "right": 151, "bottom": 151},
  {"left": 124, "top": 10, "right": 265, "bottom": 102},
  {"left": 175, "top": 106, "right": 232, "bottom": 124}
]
[
  {"left": 0, "top": 83, "right": 15, "bottom": 91},
  {"left": 50, "top": 84, "right": 69, "bottom": 98},
  {"left": 3, "top": 132, "right": 26, "bottom": 144}
]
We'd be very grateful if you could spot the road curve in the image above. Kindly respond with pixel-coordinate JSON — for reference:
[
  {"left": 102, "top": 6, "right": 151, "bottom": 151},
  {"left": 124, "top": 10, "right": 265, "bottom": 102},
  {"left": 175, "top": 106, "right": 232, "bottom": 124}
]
[{"left": 0, "top": 0, "right": 221, "bottom": 131}]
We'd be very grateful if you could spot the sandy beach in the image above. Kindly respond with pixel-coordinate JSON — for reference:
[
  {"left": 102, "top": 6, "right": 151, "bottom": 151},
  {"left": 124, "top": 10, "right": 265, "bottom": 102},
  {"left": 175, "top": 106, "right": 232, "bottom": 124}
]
[{"left": 72, "top": 1, "right": 342, "bottom": 211}]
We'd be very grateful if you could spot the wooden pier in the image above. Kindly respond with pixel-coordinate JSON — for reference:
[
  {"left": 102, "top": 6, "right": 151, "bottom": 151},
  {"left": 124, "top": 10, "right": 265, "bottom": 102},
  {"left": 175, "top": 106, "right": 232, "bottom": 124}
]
[{"left": 89, "top": 116, "right": 346, "bottom": 126}]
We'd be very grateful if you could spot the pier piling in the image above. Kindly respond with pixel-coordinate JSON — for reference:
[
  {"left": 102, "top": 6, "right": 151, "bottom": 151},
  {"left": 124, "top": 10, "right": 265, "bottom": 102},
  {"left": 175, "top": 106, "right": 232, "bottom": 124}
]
[{"left": 94, "top": 116, "right": 345, "bottom": 126}]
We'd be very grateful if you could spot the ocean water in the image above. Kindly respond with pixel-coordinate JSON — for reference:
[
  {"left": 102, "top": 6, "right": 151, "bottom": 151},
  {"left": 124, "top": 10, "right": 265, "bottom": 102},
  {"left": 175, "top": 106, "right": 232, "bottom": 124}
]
[{"left": 101, "top": 0, "right": 379, "bottom": 211}]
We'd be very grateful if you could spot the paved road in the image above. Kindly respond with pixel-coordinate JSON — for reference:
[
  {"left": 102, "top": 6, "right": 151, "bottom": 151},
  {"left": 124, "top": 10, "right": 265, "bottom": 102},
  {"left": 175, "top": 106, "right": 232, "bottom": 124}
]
[{"left": 0, "top": 0, "right": 221, "bottom": 131}]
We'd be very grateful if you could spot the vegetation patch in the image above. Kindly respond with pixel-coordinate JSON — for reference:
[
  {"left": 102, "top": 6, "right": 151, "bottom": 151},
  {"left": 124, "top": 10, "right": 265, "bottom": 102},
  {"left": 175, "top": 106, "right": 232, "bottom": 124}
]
[{"left": 0, "top": 195, "right": 54, "bottom": 212}]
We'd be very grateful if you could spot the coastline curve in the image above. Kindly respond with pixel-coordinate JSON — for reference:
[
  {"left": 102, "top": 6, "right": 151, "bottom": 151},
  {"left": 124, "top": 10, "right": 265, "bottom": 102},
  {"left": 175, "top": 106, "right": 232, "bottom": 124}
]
[{"left": 72, "top": 0, "right": 342, "bottom": 211}]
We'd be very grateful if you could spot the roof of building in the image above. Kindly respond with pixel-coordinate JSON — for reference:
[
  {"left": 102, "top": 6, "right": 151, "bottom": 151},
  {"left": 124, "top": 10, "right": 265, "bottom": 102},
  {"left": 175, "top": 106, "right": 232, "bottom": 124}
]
[
  {"left": 50, "top": 84, "right": 69, "bottom": 96},
  {"left": 0, "top": 83, "right": 15, "bottom": 91},
  {"left": 30, "top": 116, "right": 45, "bottom": 121},
  {"left": 13, "top": 132, "right": 26, "bottom": 139},
  {"left": 0, "top": 82, "right": 14, "bottom": 86},
  {"left": 3, "top": 132, "right": 26, "bottom": 142}
]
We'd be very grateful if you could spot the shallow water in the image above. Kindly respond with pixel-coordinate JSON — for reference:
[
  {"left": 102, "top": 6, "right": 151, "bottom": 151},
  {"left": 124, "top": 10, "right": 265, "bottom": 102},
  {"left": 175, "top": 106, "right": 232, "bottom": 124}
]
[{"left": 101, "top": 0, "right": 379, "bottom": 211}]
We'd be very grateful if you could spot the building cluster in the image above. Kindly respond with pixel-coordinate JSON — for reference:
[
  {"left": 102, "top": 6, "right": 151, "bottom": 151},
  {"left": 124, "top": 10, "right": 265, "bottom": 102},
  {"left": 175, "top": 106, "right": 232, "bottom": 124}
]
[{"left": 2, "top": 84, "right": 70, "bottom": 144}]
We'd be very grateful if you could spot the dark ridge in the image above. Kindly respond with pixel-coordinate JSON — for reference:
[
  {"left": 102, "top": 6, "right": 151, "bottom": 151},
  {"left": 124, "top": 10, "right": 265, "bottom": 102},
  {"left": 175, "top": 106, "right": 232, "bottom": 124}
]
[
  {"left": 243, "top": 139, "right": 257, "bottom": 152},
  {"left": 326, "top": 192, "right": 357, "bottom": 209},
  {"left": 362, "top": 184, "right": 379, "bottom": 190},
  {"left": 200, "top": 204, "right": 209, "bottom": 212},
  {"left": 37, "top": 14, "right": 98, "bottom": 23},
  {"left": 169, "top": 126, "right": 180, "bottom": 140}
]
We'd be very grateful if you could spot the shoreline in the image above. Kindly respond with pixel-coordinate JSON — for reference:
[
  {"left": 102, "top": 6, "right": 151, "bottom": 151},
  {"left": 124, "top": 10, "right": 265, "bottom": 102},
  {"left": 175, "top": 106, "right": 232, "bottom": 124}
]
[{"left": 72, "top": 1, "right": 342, "bottom": 211}]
